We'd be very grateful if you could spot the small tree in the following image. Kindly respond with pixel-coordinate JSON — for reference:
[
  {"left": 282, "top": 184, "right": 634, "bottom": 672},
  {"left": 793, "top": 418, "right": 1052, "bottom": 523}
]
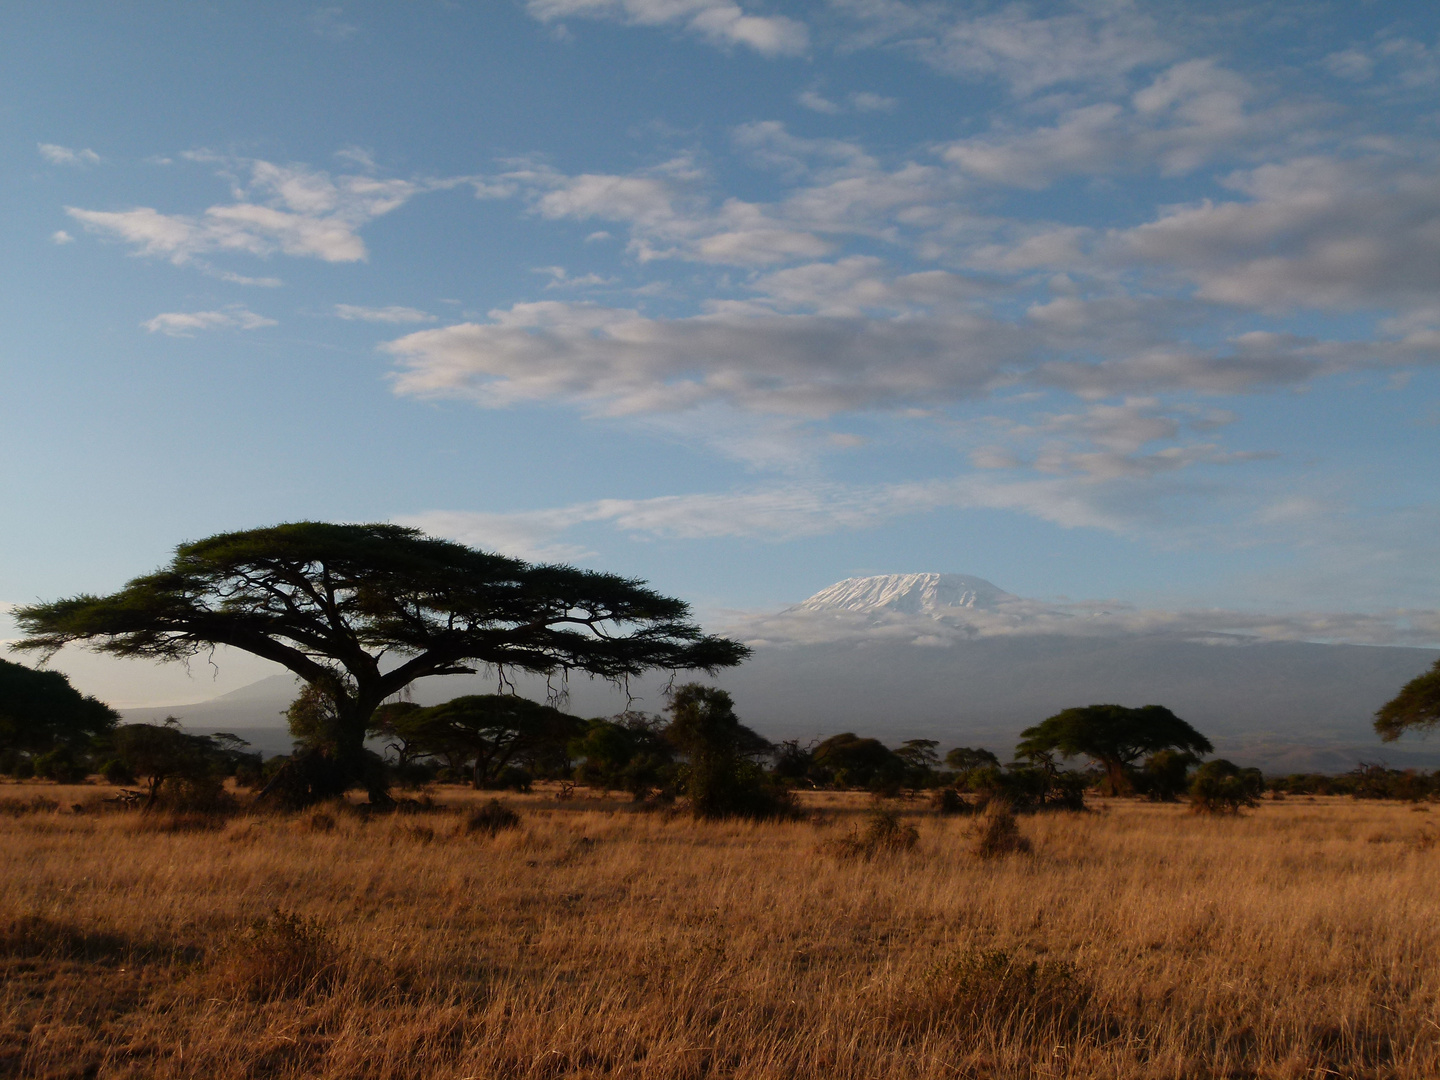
[
  {"left": 1017, "top": 704, "right": 1213, "bottom": 796},
  {"left": 110, "top": 720, "right": 241, "bottom": 810},
  {"left": 663, "top": 684, "right": 783, "bottom": 818},
  {"left": 811, "top": 733, "right": 905, "bottom": 792},
  {"left": 1375, "top": 659, "right": 1440, "bottom": 742},
  {"left": 1189, "top": 759, "right": 1264, "bottom": 814},
  {"left": 570, "top": 713, "right": 673, "bottom": 798}
]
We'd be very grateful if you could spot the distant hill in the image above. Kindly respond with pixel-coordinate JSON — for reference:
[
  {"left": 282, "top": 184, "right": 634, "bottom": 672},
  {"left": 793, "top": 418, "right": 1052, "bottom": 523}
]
[{"left": 123, "top": 573, "right": 1440, "bottom": 774}]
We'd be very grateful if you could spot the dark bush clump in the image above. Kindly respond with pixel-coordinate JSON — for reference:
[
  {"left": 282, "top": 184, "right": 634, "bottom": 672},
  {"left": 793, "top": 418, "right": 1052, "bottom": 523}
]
[
  {"left": 829, "top": 808, "right": 919, "bottom": 859},
  {"left": 931, "top": 787, "right": 972, "bottom": 815},
  {"left": 971, "top": 801, "right": 1031, "bottom": 858},
  {"left": 1190, "top": 759, "right": 1265, "bottom": 813},
  {"left": 466, "top": 798, "right": 521, "bottom": 835},
  {"left": 99, "top": 758, "right": 136, "bottom": 785}
]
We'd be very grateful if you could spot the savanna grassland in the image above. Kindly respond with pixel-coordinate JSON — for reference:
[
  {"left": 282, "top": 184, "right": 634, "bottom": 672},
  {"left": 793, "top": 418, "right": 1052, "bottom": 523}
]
[{"left": 3, "top": 786, "right": 1439, "bottom": 1079}]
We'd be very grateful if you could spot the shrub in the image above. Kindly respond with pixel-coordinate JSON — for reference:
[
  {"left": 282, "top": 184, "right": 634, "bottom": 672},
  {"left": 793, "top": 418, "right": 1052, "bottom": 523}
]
[
  {"left": 33, "top": 746, "right": 89, "bottom": 784},
  {"left": 1190, "top": 759, "right": 1264, "bottom": 814},
  {"left": 829, "top": 809, "right": 919, "bottom": 859},
  {"left": 931, "top": 787, "right": 972, "bottom": 815},
  {"left": 971, "top": 801, "right": 1031, "bottom": 858},
  {"left": 219, "top": 909, "right": 340, "bottom": 1001},
  {"left": 99, "top": 758, "right": 136, "bottom": 786},
  {"left": 466, "top": 798, "right": 520, "bottom": 835}
]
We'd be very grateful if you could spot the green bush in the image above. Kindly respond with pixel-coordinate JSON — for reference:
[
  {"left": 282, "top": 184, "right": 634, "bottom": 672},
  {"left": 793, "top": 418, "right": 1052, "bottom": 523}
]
[{"left": 1190, "top": 759, "right": 1264, "bottom": 814}]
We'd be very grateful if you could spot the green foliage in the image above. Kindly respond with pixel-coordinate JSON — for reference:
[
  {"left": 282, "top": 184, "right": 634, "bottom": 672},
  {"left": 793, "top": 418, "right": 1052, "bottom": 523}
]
[
  {"left": 1134, "top": 749, "right": 1201, "bottom": 802},
  {"left": 14, "top": 522, "right": 749, "bottom": 804},
  {"left": 964, "top": 756, "right": 1089, "bottom": 812},
  {"left": 771, "top": 739, "right": 815, "bottom": 783},
  {"left": 1018, "top": 704, "right": 1213, "bottom": 795},
  {"left": 110, "top": 720, "right": 248, "bottom": 811},
  {"left": 812, "top": 733, "right": 905, "bottom": 792},
  {"left": 1375, "top": 658, "right": 1440, "bottom": 742},
  {"left": 570, "top": 712, "right": 674, "bottom": 798},
  {"left": 32, "top": 745, "right": 88, "bottom": 784},
  {"left": 1189, "top": 759, "right": 1264, "bottom": 814},
  {"left": 389, "top": 694, "right": 581, "bottom": 789},
  {"left": 0, "top": 657, "right": 118, "bottom": 758},
  {"left": 664, "top": 684, "right": 793, "bottom": 819},
  {"left": 944, "top": 746, "right": 1000, "bottom": 773}
]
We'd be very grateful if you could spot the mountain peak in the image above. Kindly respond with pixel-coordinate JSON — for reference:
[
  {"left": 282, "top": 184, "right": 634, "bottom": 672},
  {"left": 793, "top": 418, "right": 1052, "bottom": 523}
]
[{"left": 797, "top": 573, "right": 1016, "bottom": 616}]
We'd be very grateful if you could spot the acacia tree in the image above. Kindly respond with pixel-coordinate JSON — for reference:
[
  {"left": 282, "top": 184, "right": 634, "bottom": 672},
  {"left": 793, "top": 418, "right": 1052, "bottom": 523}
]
[
  {"left": 390, "top": 694, "right": 581, "bottom": 788},
  {"left": 1375, "top": 659, "right": 1440, "bottom": 742},
  {"left": 0, "top": 657, "right": 118, "bottom": 759},
  {"left": 1016, "top": 704, "right": 1213, "bottom": 796},
  {"left": 13, "top": 522, "right": 749, "bottom": 805}
]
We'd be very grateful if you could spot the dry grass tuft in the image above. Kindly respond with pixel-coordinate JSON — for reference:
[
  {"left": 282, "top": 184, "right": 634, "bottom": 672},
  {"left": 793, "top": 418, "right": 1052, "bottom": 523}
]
[
  {"left": 971, "top": 799, "right": 1032, "bottom": 857},
  {"left": 896, "top": 946, "right": 1090, "bottom": 1039},
  {"left": 828, "top": 807, "right": 920, "bottom": 859},
  {"left": 215, "top": 909, "right": 341, "bottom": 1001},
  {"left": 0, "top": 795, "right": 60, "bottom": 817},
  {"left": 465, "top": 797, "right": 520, "bottom": 835}
]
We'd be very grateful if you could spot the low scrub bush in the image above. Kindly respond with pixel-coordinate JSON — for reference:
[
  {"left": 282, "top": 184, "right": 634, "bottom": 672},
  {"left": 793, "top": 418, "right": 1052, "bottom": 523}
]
[
  {"left": 829, "top": 808, "right": 919, "bottom": 859},
  {"left": 218, "top": 909, "right": 340, "bottom": 1001},
  {"left": 931, "top": 787, "right": 972, "bottom": 815},
  {"left": 971, "top": 801, "right": 1031, "bottom": 858},
  {"left": 466, "top": 798, "right": 520, "bottom": 835}
]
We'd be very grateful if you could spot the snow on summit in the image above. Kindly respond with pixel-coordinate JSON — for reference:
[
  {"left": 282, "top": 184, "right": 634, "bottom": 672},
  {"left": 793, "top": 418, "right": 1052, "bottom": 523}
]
[{"left": 797, "top": 574, "right": 1017, "bottom": 617}]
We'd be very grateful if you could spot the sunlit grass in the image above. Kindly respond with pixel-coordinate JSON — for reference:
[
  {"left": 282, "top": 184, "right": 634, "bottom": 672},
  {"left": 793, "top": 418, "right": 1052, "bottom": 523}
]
[{"left": 2, "top": 782, "right": 1439, "bottom": 1078}]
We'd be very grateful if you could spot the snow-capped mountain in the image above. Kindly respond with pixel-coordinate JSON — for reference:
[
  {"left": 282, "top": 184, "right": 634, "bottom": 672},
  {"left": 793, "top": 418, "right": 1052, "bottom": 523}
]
[
  {"left": 126, "top": 572, "right": 1440, "bottom": 774},
  {"left": 797, "top": 573, "right": 1017, "bottom": 616}
]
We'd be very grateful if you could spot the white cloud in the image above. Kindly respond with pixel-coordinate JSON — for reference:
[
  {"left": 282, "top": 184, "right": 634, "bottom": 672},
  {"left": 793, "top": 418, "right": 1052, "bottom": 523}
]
[
  {"left": 798, "top": 90, "right": 842, "bottom": 114},
  {"left": 525, "top": 0, "right": 808, "bottom": 56},
  {"left": 67, "top": 156, "right": 425, "bottom": 266},
  {"left": 39, "top": 143, "right": 100, "bottom": 166},
  {"left": 214, "top": 270, "right": 283, "bottom": 287},
  {"left": 850, "top": 91, "right": 897, "bottom": 113},
  {"left": 311, "top": 6, "right": 358, "bottom": 40},
  {"left": 941, "top": 60, "right": 1283, "bottom": 186},
  {"left": 832, "top": 0, "right": 1172, "bottom": 96},
  {"left": 142, "top": 306, "right": 277, "bottom": 337},
  {"left": 399, "top": 474, "right": 1133, "bottom": 565},
  {"left": 50, "top": 230, "right": 74, "bottom": 244},
  {"left": 334, "top": 303, "right": 436, "bottom": 323},
  {"left": 1121, "top": 154, "right": 1440, "bottom": 314}
]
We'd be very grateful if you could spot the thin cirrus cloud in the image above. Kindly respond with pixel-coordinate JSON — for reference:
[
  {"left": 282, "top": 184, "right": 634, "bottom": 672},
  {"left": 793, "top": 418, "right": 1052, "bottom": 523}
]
[
  {"left": 396, "top": 474, "right": 1132, "bottom": 563},
  {"left": 334, "top": 303, "right": 436, "bottom": 323},
  {"left": 66, "top": 155, "right": 429, "bottom": 266},
  {"left": 38, "top": 143, "right": 100, "bottom": 166},
  {"left": 525, "top": 0, "right": 809, "bottom": 57},
  {"left": 141, "top": 306, "right": 276, "bottom": 337},
  {"left": 831, "top": 0, "right": 1173, "bottom": 95}
]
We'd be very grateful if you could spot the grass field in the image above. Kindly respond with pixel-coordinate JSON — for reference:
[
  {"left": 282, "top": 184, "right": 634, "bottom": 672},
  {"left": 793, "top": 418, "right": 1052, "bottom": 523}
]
[{"left": 3, "top": 783, "right": 1439, "bottom": 1079}]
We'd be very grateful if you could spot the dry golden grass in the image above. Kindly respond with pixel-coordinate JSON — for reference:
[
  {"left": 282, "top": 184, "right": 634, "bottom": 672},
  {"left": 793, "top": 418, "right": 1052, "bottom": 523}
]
[{"left": 2, "top": 782, "right": 1440, "bottom": 1078}]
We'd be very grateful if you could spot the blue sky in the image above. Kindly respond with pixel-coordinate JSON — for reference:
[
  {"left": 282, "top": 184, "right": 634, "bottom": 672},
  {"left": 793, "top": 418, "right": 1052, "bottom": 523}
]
[{"left": 2, "top": 0, "right": 1438, "bottom": 705}]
